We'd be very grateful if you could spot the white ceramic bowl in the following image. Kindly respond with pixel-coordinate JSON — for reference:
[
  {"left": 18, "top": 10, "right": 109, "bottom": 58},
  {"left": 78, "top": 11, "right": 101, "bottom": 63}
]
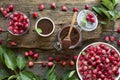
[
  {"left": 76, "top": 42, "right": 120, "bottom": 80},
  {"left": 35, "top": 17, "right": 55, "bottom": 37},
  {"left": 77, "top": 10, "right": 98, "bottom": 31}
]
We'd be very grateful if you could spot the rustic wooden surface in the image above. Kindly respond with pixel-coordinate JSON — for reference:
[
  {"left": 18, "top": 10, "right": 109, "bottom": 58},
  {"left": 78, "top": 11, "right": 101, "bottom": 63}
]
[{"left": 0, "top": 0, "right": 120, "bottom": 79}]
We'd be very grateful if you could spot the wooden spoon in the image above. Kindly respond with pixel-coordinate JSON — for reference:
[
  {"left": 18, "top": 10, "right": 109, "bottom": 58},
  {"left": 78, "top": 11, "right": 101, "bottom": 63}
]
[{"left": 62, "top": 12, "right": 77, "bottom": 49}]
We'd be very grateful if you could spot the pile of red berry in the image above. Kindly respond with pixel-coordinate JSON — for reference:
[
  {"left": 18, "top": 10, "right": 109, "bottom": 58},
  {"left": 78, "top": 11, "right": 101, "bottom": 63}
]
[
  {"left": 0, "top": 4, "right": 14, "bottom": 17},
  {"left": 8, "top": 12, "right": 29, "bottom": 35},
  {"left": 86, "top": 12, "right": 95, "bottom": 23},
  {"left": 78, "top": 43, "right": 120, "bottom": 80}
]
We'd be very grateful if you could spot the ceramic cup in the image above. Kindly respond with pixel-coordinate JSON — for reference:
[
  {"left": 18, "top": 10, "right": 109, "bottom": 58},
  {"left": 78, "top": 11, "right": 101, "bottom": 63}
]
[{"left": 35, "top": 17, "right": 55, "bottom": 37}]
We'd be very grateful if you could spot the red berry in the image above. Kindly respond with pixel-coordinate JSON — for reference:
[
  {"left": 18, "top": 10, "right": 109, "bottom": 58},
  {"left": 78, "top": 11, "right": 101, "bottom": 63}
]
[
  {"left": 41, "top": 62, "right": 47, "bottom": 67},
  {"left": 104, "top": 36, "right": 109, "bottom": 42},
  {"left": 61, "top": 61, "right": 67, "bottom": 67},
  {"left": 64, "top": 54, "right": 70, "bottom": 60},
  {"left": 61, "top": 6, "right": 67, "bottom": 11},
  {"left": 10, "top": 41, "right": 17, "bottom": 46},
  {"left": 24, "top": 52, "right": 29, "bottom": 57},
  {"left": 0, "top": 27, "right": 2, "bottom": 32},
  {"left": 48, "top": 62, "right": 54, "bottom": 68},
  {"left": 32, "top": 12, "right": 38, "bottom": 18},
  {"left": 39, "top": 4, "right": 44, "bottom": 11},
  {"left": 51, "top": 3, "right": 56, "bottom": 9},
  {"left": 73, "top": 55, "right": 78, "bottom": 61},
  {"left": 33, "top": 53, "right": 39, "bottom": 59},
  {"left": 28, "top": 61, "right": 34, "bottom": 67},
  {"left": 0, "top": 40, "right": 2, "bottom": 44},
  {"left": 48, "top": 56, "right": 54, "bottom": 61},
  {"left": 90, "top": 17, "right": 95, "bottom": 23},
  {"left": 69, "top": 60, "right": 75, "bottom": 66},
  {"left": 5, "top": 8, "right": 10, "bottom": 13},
  {"left": 110, "top": 36, "right": 115, "bottom": 42},
  {"left": 86, "top": 16, "right": 90, "bottom": 21},
  {"left": 117, "top": 39, "right": 120, "bottom": 46},
  {"left": 0, "top": 7, "right": 4, "bottom": 12},
  {"left": 29, "top": 50, "right": 34, "bottom": 56},
  {"left": 117, "top": 27, "right": 120, "bottom": 33},
  {"left": 88, "top": 13, "right": 94, "bottom": 18},
  {"left": 55, "top": 57, "right": 61, "bottom": 62},
  {"left": 9, "top": 4, "right": 14, "bottom": 11},
  {"left": 73, "top": 7, "right": 78, "bottom": 12},
  {"left": 85, "top": 4, "right": 90, "bottom": 9}
]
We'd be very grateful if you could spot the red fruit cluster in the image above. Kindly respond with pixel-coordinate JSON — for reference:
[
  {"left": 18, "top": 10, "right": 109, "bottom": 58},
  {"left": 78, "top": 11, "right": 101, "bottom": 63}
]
[
  {"left": 25, "top": 50, "right": 39, "bottom": 59},
  {"left": 86, "top": 13, "right": 95, "bottom": 23},
  {"left": 78, "top": 44, "right": 120, "bottom": 80},
  {"left": 8, "top": 12, "right": 29, "bottom": 35},
  {"left": 0, "top": 4, "right": 14, "bottom": 17}
]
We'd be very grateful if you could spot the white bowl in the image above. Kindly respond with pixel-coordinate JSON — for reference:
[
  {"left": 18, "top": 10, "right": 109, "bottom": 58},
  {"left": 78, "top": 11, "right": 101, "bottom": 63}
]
[
  {"left": 76, "top": 42, "right": 120, "bottom": 80},
  {"left": 35, "top": 17, "right": 55, "bottom": 37},
  {"left": 77, "top": 10, "right": 98, "bottom": 31}
]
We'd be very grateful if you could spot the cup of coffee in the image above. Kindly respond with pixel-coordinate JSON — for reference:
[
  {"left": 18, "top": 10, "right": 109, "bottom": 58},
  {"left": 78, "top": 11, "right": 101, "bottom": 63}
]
[{"left": 35, "top": 17, "right": 55, "bottom": 37}]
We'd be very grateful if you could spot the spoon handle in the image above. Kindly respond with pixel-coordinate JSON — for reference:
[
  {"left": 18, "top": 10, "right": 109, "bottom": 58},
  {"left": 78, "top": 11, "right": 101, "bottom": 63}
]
[{"left": 67, "top": 12, "right": 77, "bottom": 37}]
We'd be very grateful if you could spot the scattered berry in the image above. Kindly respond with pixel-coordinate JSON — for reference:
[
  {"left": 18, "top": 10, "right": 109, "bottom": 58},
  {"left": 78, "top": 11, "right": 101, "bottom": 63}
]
[
  {"left": 104, "top": 36, "right": 109, "bottom": 42},
  {"left": 73, "top": 7, "right": 78, "bottom": 12},
  {"left": 41, "top": 62, "right": 47, "bottom": 67},
  {"left": 32, "top": 12, "right": 38, "bottom": 18},
  {"left": 117, "top": 27, "right": 120, "bottom": 33},
  {"left": 33, "top": 53, "right": 39, "bottom": 59},
  {"left": 48, "top": 56, "right": 54, "bottom": 61},
  {"left": 0, "top": 7, "right": 4, "bottom": 12},
  {"left": 51, "top": 3, "right": 56, "bottom": 9},
  {"left": 29, "top": 50, "right": 34, "bottom": 56},
  {"left": 73, "top": 55, "right": 78, "bottom": 61},
  {"left": 24, "top": 52, "right": 29, "bottom": 57},
  {"left": 61, "top": 6, "right": 67, "bottom": 11},
  {"left": 110, "top": 36, "right": 115, "bottom": 42},
  {"left": 61, "top": 61, "right": 67, "bottom": 67},
  {"left": 85, "top": 4, "right": 90, "bottom": 9},
  {"left": 117, "top": 39, "right": 120, "bottom": 46},
  {"left": 48, "top": 62, "right": 54, "bottom": 68},
  {"left": 0, "top": 40, "right": 2, "bottom": 44},
  {"left": 0, "top": 27, "right": 2, "bottom": 32},
  {"left": 28, "top": 61, "right": 34, "bottom": 67},
  {"left": 69, "top": 60, "right": 75, "bottom": 66},
  {"left": 39, "top": 4, "right": 44, "bottom": 11},
  {"left": 55, "top": 57, "right": 61, "bottom": 62},
  {"left": 10, "top": 41, "right": 17, "bottom": 46}
]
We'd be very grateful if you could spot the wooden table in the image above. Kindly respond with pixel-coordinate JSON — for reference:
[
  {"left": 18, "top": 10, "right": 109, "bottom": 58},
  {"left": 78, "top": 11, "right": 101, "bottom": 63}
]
[{"left": 0, "top": 0, "right": 120, "bottom": 79}]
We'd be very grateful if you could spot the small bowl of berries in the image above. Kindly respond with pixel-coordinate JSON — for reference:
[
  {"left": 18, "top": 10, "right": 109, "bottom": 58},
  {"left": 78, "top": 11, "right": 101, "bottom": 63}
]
[
  {"left": 76, "top": 42, "right": 120, "bottom": 80},
  {"left": 77, "top": 10, "right": 98, "bottom": 31},
  {"left": 7, "top": 11, "right": 30, "bottom": 36}
]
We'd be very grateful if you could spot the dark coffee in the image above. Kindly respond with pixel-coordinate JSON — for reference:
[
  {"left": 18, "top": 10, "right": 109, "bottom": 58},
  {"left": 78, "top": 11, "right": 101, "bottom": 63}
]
[
  {"left": 60, "top": 26, "right": 80, "bottom": 46},
  {"left": 37, "top": 19, "right": 53, "bottom": 35}
]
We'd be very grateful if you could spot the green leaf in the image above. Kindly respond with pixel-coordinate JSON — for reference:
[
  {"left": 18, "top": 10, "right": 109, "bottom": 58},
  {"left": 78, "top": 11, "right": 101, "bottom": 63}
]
[
  {"left": 4, "top": 49, "right": 17, "bottom": 70},
  {"left": 101, "top": 0, "right": 114, "bottom": 10},
  {"left": 99, "top": 21, "right": 107, "bottom": 24},
  {"left": 61, "top": 70, "right": 77, "bottom": 80},
  {"left": 45, "top": 65, "right": 59, "bottom": 80},
  {"left": 0, "top": 69, "right": 9, "bottom": 80},
  {"left": 99, "top": 8, "right": 111, "bottom": 19},
  {"left": 36, "top": 28, "right": 42, "bottom": 33},
  {"left": 8, "top": 75, "right": 18, "bottom": 80},
  {"left": 82, "top": 17, "right": 87, "bottom": 26},
  {"left": 17, "top": 55, "right": 26, "bottom": 70},
  {"left": 20, "top": 71, "right": 41, "bottom": 80},
  {"left": 92, "top": 6, "right": 104, "bottom": 16},
  {"left": 115, "top": 11, "right": 120, "bottom": 20},
  {"left": 0, "top": 45, "right": 6, "bottom": 62},
  {"left": 111, "top": 0, "right": 118, "bottom": 6}
]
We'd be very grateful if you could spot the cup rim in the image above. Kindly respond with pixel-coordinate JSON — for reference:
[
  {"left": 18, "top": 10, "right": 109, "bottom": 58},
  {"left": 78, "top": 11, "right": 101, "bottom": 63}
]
[
  {"left": 35, "top": 17, "right": 55, "bottom": 37},
  {"left": 7, "top": 11, "right": 30, "bottom": 36}
]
